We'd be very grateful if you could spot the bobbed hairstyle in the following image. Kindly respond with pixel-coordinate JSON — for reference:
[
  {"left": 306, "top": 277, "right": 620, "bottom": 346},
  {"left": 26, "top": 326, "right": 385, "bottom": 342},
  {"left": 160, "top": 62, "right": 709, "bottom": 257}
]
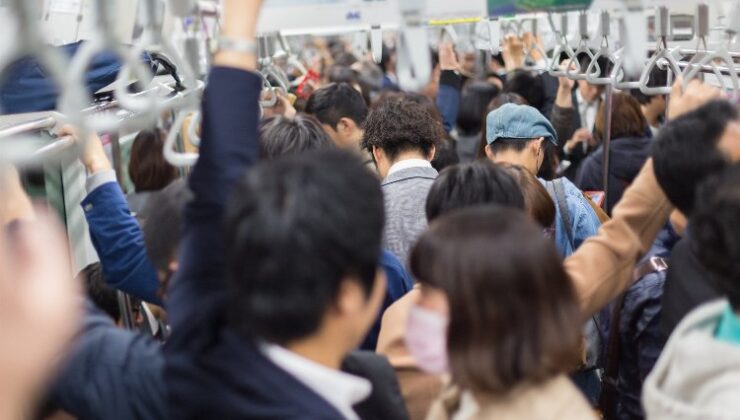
[
  {"left": 691, "top": 165, "right": 740, "bottom": 309},
  {"left": 259, "top": 114, "right": 334, "bottom": 160},
  {"left": 128, "top": 129, "right": 178, "bottom": 192},
  {"left": 224, "top": 149, "right": 385, "bottom": 344},
  {"left": 595, "top": 92, "right": 648, "bottom": 141},
  {"left": 410, "top": 206, "right": 582, "bottom": 395},
  {"left": 653, "top": 100, "right": 734, "bottom": 215},
  {"left": 456, "top": 81, "right": 500, "bottom": 136},
  {"left": 425, "top": 161, "right": 525, "bottom": 222},
  {"left": 362, "top": 96, "right": 443, "bottom": 160}
]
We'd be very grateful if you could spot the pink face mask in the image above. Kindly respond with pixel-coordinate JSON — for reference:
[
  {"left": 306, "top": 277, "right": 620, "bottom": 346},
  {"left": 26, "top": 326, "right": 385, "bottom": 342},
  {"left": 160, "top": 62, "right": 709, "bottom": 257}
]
[{"left": 404, "top": 305, "right": 450, "bottom": 375}]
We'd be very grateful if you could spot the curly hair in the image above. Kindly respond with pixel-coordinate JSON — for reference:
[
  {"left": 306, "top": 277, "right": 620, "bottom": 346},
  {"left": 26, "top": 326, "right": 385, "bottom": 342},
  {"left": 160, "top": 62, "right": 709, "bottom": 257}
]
[{"left": 362, "top": 97, "right": 443, "bottom": 160}]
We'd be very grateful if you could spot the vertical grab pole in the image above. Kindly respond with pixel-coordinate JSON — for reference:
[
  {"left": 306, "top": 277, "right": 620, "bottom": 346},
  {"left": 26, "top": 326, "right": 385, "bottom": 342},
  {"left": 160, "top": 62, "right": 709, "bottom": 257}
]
[{"left": 602, "top": 84, "right": 614, "bottom": 211}]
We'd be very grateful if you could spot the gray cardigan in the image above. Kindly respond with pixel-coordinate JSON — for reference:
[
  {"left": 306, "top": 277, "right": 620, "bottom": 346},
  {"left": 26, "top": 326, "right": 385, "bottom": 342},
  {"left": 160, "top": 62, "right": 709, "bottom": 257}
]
[{"left": 381, "top": 166, "right": 439, "bottom": 265}]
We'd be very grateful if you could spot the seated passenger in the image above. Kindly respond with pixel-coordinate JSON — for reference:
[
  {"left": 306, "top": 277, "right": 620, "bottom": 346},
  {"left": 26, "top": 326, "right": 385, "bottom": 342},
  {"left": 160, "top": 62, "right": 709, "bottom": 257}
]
[
  {"left": 576, "top": 92, "right": 652, "bottom": 214},
  {"left": 415, "top": 207, "right": 594, "bottom": 419},
  {"left": 362, "top": 96, "right": 442, "bottom": 264},
  {"left": 643, "top": 165, "right": 740, "bottom": 419}
]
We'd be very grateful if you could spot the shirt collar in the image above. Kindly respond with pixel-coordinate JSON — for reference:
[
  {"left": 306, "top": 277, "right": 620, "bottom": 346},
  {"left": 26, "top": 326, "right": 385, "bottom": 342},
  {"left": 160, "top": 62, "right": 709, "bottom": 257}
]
[
  {"left": 575, "top": 89, "right": 601, "bottom": 107},
  {"left": 715, "top": 304, "right": 740, "bottom": 345},
  {"left": 260, "top": 342, "right": 372, "bottom": 420},
  {"left": 387, "top": 159, "right": 432, "bottom": 177}
]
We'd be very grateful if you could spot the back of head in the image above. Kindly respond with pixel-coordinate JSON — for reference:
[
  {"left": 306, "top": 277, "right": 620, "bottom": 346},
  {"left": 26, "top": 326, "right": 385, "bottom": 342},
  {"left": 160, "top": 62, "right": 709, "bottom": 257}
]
[
  {"left": 596, "top": 92, "right": 648, "bottom": 140},
  {"left": 653, "top": 100, "right": 734, "bottom": 215},
  {"left": 224, "top": 149, "right": 385, "bottom": 344},
  {"left": 79, "top": 263, "right": 120, "bottom": 322},
  {"left": 457, "top": 81, "right": 500, "bottom": 136},
  {"left": 425, "top": 161, "right": 525, "bottom": 222},
  {"left": 631, "top": 67, "right": 668, "bottom": 105},
  {"left": 502, "top": 70, "right": 545, "bottom": 111},
  {"left": 306, "top": 83, "right": 369, "bottom": 128},
  {"left": 410, "top": 206, "right": 581, "bottom": 395},
  {"left": 141, "top": 179, "right": 192, "bottom": 280},
  {"left": 362, "top": 96, "right": 442, "bottom": 160},
  {"left": 691, "top": 165, "right": 740, "bottom": 309},
  {"left": 501, "top": 164, "right": 556, "bottom": 228},
  {"left": 477, "top": 93, "right": 527, "bottom": 159},
  {"left": 129, "top": 129, "right": 178, "bottom": 192},
  {"left": 259, "top": 114, "right": 334, "bottom": 160}
]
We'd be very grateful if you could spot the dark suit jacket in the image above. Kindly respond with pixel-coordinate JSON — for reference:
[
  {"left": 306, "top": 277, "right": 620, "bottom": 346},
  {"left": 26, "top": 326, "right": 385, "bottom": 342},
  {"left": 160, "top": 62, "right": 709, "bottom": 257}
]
[{"left": 344, "top": 352, "right": 410, "bottom": 420}]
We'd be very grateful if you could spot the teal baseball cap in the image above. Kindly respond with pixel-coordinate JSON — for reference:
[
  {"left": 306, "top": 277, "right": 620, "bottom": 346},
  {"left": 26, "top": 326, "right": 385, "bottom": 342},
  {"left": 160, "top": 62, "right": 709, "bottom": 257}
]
[{"left": 485, "top": 103, "right": 558, "bottom": 146}]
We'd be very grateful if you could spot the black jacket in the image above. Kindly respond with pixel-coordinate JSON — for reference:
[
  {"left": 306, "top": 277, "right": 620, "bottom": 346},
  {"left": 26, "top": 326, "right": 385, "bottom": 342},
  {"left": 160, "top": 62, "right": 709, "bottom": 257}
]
[
  {"left": 659, "top": 231, "right": 724, "bottom": 338},
  {"left": 576, "top": 136, "right": 652, "bottom": 214}
]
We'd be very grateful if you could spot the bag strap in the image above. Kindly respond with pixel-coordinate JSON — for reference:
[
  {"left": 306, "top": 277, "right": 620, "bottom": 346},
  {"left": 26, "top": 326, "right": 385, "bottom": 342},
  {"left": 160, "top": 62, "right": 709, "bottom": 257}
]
[
  {"left": 547, "top": 178, "right": 576, "bottom": 249},
  {"left": 599, "top": 256, "right": 669, "bottom": 419}
]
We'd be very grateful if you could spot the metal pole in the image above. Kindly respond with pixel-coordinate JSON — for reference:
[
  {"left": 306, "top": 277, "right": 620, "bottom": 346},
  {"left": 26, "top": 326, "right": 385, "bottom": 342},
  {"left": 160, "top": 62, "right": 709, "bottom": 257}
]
[
  {"left": 602, "top": 84, "right": 614, "bottom": 212},
  {"left": 0, "top": 116, "right": 57, "bottom": 139}
]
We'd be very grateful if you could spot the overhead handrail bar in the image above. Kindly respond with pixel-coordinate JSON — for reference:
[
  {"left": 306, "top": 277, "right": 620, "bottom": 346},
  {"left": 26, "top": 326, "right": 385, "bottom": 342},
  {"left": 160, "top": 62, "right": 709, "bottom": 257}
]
[
  {"left": 565, "top": 11, "right": 595, "bottom": 81},
  {"left": 586, "top": 11, "right": 616, "bottom": 85},
  {"left": 547, "top": 13, "right": 577, "bottom": 77},
  {"left": 638, "top": 6, "right": 682, "bottom": 96},
  {"left": 680, "top": 3, "right": 739, "bottom": 99},
  {"left": 67, "top": 0, "right": 161, "bottom": 133},
  {"left": 0, "top": 116, "right": 58, "bottom": 140}
]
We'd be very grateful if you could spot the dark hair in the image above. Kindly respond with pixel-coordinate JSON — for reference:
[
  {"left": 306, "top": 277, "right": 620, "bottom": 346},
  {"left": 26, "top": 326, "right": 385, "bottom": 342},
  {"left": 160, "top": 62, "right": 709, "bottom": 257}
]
[
  {"left": 456, "top": 81, "right": 500, "bottom": 136},
  {"left": 79, "top": 263, "right": 120, "bottom": 322},
  {"left": 631, "top": 67, "right": 668, "bottom": 105},
  {"left": 426, "top": 161, "right": 525, "bottom": 222},
  {"left": 691, "top": 165, "right": 740, "bottom": 309},
  {"left": 141, "top": 179, "right": 192, "bottom": 277},
  {"left": 259, "top": 114, "right": 334, "bottom": 159},
  {"left": 380, "top": 45, "right": 395, "bottom": 74},
  {"left": 595, "top": 92, "right": 648, "bottom": 141},
  {"left": 224, "top": 149, "right": 385, "bottom": 344},
  {"left": 431, "top": 137, "right": 461, "bottom": 172},
  {"left": 477, "top": 93, "right": 527, "bottom": 160},
  {"left": 502, "top": 164, "right": 556, "bottom": 228},
  {"left": 128, "top": 129, "right": 178, "bottom": 192},
  {"left": 653, "top": 100, "right": 734, "bottom": 215},
  {"left": 326, "top": 66, "right": 360, "bottom": 87},
  {"left": 362, "top": 97, "right": 443, "bottom": 160},
  {"left": 502, "top": 70, "right": 545, "bottom": 112},
  {"left": 306, "top": 83, "right": 369, "bottom": 128},
  {"left": 410, "top": 207, "right": 582, "bottom": 395}
]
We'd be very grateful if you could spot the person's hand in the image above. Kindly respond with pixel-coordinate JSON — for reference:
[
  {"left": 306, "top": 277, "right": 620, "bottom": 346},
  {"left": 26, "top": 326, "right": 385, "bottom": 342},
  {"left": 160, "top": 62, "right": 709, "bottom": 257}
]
[
  {"left": 522, "top": 32, "right": 545, "bottom": 62},
  {"left": 564, "top": 128, "right": 595, "bottom": 153},
  {"left": 668, "top": 77, "right": 724, "bottom": 121},
  {"left": 0, "top": 165, "right": 34, "bottom": 225},
  {"left": 502, "top": 34, "right": 525, "bottom": 72},
  {"left": 555, "top": 61, "right": 576, "bottom": 108},
  {"left": 438, "top": 43, "right": 459, "bottom": 72},
  {"left": 0, "top": 215, "right": 81, "bottom": 418},
  {"left": 261, "top": 91, "right": 297, "bottom": 120},
  {"left": 216, "top": 0, "right": 265, "bottom": 71},
  {"left": 59, "top": 125, "right": 111, "bottom": 175}
]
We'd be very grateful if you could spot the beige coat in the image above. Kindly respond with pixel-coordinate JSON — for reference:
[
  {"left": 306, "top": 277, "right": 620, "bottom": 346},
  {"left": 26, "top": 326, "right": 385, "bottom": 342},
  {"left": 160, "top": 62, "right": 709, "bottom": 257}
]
[
  {"left": 426, "top": 376, "right": 597, "bottom": 420},
  {"left": 376, "top": 160, "right": 672, "bottom": 417}
]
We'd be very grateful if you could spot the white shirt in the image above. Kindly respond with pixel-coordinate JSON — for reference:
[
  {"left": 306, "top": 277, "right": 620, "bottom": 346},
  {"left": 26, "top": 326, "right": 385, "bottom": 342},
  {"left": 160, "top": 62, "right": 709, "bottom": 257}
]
[
  {"left": 387, "top": 158, "right": 432, "bottom": 177},
  {"left": 575, "top": 89, "right": 600, "bottom": 132},
  {"left": 260, "top": 343, "right": 372, "bottom": 420}
]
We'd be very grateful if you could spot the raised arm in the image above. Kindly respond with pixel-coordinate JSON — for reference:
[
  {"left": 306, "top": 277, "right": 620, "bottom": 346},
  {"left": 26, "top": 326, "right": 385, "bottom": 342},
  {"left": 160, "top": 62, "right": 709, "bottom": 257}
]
[
  {"left": 63, "top": 127, "right": 162, "bottom": 305},
  {"left": 436, "top": 43, "right": 462, "bottom": 134},
  {"left": 165, "top": 0, "right": 262, "bottom": 330}
]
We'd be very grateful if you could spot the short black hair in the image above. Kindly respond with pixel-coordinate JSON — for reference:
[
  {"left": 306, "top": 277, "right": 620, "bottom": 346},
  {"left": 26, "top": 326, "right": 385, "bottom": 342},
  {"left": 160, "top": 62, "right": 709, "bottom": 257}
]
[
  {"left": 502, "top": 70, "right": 545, "bottom": 112},
  {"left": 653, "top": 100, "right": 735, "bottom": 215},
  {"left": 488, "top": 137, "right": 537, "bottom": 154},
  {"left": 457, "top": 81, "right": 500, "bottom": 136},
  {"left": 224, "top": 149, "right": 385, "bottom": 344},
  {"left": 306, "top": 83, "right": 369, "bottom": 128},
  {"left": 426, "top": 161, "right": 525, "bottom": 222},
  {"left": 691, "top": 165, "right": 740, "bottom": 309},
  {"left": 631, "top": 66, "right": 668, "bottom": 105},
  {"left": 79, "top": 263, "right": 120, "bottom": 322},
  {"left": 259, "top": 114, "right": 334, "bottom": 159},
  {"left": 362, "top": 97, "right": 443, "bottom": 160},
  {"left": 141, "top": 179, "right": 192, "bottom": 275}
]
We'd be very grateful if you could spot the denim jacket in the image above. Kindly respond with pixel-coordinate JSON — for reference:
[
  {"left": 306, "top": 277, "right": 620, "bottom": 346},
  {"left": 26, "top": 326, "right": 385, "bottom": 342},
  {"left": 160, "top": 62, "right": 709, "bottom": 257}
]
[{"left": 542, "top": 177, "right": 601, "bottom": 257}]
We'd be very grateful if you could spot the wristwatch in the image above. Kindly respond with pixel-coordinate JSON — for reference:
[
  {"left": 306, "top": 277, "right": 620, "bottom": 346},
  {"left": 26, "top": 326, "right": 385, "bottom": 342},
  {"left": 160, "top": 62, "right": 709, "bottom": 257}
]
[{"left": 215, "top": 36, "right": 258, "bottom": 54}]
